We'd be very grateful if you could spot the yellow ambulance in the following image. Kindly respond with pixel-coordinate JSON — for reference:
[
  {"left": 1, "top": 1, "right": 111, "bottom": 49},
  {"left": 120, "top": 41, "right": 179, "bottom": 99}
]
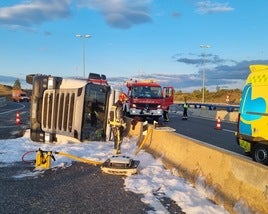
[{"left": 236, "top": 64, "right": 268, "bottom": 165}]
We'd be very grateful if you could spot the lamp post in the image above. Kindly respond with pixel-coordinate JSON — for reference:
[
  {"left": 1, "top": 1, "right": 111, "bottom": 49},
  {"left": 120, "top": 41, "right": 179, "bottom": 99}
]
[
  {"left": 200, "top": 44, "right": 211, "bottom": 103},
  {"left": 76, "top": 34, "right": 91, "bottom": 78}
]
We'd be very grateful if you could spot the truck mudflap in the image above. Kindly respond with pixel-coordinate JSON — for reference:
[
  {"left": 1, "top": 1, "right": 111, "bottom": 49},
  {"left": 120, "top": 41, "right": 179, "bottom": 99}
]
[
  {"left": 237, "top": 138, "right": 251, "bottom": 153},
  {"left": 101, "top": 155, "right": 140, "bottom": 176}
]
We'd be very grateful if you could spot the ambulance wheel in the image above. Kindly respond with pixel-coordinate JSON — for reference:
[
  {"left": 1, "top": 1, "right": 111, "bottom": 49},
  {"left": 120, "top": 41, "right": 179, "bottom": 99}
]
[{"left": 253, "top": 144, "right": 268, "bottom": 165}]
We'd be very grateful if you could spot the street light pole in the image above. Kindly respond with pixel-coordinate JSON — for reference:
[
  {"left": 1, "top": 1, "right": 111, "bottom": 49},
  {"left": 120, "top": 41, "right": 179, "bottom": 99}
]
[
  {"left": 200, "top": 44, "right": 211, "bottom": 103},
  {"left": 76, "top": 34, "right": 91, "bottom": 79}
]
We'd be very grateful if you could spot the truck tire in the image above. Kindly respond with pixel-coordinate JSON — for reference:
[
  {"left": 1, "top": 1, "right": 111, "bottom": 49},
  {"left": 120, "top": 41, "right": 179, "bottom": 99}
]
[
  {"left": 252, "top": 143, "right": 268, "bottom": 165},
  {"left": 26, "top": 74, "right": 35, "bottom": 85}
]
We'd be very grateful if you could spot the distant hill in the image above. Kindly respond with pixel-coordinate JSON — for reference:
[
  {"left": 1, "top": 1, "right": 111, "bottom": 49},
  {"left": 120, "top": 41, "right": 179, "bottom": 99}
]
[
  {"left": 0, "top": 75, "right": 19, "bottom": 85},
  {"left": 0, "top": 75, "right": 31, "bottom": 89},
  {"left": 0, "top": 84, "right": 13, "bottom": 99}
]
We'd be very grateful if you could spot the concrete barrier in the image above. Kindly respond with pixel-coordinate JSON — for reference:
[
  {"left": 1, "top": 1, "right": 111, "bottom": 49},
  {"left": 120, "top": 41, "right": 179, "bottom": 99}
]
[
  {"left": 127, "top": 122, "right": 268, "bottom": 214},
  {"left": 170, "top": 104, "right": 239, "bottom": 123},
  {"left": 216, "top": 110, "right": 238, "bottom": 122},
  {"left": 188, "top": 109, "right": 238, "bottom": 122}
]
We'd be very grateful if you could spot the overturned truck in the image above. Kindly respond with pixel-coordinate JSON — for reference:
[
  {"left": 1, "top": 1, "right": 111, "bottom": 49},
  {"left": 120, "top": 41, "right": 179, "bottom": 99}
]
[{"left": 26, "top": 73, "right": 119, "bottom": 143}]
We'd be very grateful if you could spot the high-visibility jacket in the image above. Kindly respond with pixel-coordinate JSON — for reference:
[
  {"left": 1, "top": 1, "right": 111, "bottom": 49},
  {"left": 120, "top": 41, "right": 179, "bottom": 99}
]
[{"left": 109, "top": 100, "right": 126, "bottom": 127}]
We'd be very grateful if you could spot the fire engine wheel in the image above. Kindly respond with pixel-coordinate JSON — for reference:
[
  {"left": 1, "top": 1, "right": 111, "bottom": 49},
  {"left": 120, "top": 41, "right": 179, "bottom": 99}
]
[
  {"left": 252, "top": 144, "right": 268, "bottom": 165},
  {"left": 153, "top": 117, "right": 159, "bottom": 122}
]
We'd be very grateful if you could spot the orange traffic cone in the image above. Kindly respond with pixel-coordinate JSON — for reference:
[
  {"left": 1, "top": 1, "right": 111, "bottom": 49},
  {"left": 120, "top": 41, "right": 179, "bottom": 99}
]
[
  {"left": 215, "top": 116, "right": 222, "bottom": 130},
  {"left": 16, "top": 111, "right": 21, "bottom": 125}
]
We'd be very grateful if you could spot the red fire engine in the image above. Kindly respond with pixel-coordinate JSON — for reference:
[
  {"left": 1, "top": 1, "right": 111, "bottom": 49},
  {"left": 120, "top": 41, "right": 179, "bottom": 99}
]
[{"left": 124, "top": 79, "right": 174, "bottom": 122}]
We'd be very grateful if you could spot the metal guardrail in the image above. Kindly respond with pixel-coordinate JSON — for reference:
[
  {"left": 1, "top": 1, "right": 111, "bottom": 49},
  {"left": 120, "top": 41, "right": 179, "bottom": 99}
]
[
  {"left": 0, "top": 97, "right": 6, "bottom": 107},
  {"left": 175, "top": 102, "right": 239, "bottom": 112}
]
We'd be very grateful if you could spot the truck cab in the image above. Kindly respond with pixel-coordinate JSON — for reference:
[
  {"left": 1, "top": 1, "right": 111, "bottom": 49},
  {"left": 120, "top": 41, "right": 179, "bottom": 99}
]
[{"left": 26, "top": 73, "right": 115, "bottom": 143}]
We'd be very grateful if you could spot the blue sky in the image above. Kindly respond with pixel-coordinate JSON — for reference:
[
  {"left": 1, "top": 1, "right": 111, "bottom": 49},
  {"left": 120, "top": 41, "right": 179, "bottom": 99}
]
[{"left": 0, "top": 0, "right": 268, "bottom": 92}]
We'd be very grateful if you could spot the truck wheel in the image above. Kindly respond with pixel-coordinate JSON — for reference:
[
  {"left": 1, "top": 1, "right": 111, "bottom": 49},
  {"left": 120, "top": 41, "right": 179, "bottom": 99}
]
[{"left": 253, "top": 144, "right": 268, "bottom": 165}]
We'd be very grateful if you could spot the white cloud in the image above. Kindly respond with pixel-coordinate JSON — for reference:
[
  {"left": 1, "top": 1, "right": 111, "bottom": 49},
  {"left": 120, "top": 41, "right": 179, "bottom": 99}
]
[
  {"left": 195, "top": 0, "right": 234, "bottom": 14},
  {"left": 0, "top": 0, "right": 152, "bottom": 30},
  {"left": 0, "top": 0, "right": 72, "bottom": 29},
  {"left": 77, "top": 0, "right": 152, "bottom": 29}
]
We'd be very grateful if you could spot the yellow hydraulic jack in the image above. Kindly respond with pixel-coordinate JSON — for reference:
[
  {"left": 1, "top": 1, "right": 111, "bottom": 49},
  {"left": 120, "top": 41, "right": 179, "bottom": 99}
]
[{"left": 35, "top": 148, "right": 55, "bottom": 169}]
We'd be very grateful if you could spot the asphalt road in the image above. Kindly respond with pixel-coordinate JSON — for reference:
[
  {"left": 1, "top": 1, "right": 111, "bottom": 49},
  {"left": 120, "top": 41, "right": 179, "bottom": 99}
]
[
  {"left": 0, "top": 101, "right": 30, "bottom": 139},
  {"left": 0, "top": 161, "right": 154, "bottom": 214},
  {"left": 0, "top": 101, "right": 184, "bottom": 214},
  {"left": 166, "top": 110, "right": 245, "bottom": 155}
]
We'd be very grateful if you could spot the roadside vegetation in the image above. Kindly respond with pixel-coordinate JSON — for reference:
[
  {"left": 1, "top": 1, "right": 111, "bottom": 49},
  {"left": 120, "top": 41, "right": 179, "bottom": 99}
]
[
  {"left": 0, "top": 84, "right": 13, "bottom": 97},
  {"left": 175, "top": 88, "right": 242, "bottom": 105}
]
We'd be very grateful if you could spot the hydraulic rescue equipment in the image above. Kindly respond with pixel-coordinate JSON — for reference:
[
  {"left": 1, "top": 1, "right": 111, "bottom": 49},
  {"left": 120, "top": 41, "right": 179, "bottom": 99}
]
[
  {"left": 35, "top": 149, "right": 55, "bottom": 169},
  {"left": 23, "top": 122, "right": 155, "bottom": 176},
  {"left": 29, "top": 148, "right": 140, "bottom": 176},
  {"left": 101, "top": 155, "right": 140, "bottom": 176}
]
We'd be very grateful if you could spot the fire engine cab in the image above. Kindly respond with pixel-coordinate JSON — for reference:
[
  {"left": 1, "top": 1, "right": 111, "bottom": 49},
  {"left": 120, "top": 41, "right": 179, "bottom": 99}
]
[{"left": 124, "top": 79, "right": 174, "bottom": 122}]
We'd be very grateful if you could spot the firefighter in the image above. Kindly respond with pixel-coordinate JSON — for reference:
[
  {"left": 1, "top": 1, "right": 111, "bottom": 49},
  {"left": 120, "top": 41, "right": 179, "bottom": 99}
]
[
  {"left": 163, "top": 108, "right": 169, "bottom": 122},
  {"left": 110, "top": 93, "right": 127, "bottom": 154}
]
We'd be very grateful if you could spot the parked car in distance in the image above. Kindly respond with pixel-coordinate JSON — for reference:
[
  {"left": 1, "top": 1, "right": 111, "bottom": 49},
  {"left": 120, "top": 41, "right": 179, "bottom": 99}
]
[{"left": 19, "top": 93, "right": 30, "bottom": 102}]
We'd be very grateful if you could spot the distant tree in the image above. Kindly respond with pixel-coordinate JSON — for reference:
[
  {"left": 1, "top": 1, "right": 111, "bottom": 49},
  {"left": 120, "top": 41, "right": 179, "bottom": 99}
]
[
  {"left": 13, "top": 79, "right": 21, "bottom": 89},
  {"left": 192, "top": 89, "right": 201, "bottom": 96}
]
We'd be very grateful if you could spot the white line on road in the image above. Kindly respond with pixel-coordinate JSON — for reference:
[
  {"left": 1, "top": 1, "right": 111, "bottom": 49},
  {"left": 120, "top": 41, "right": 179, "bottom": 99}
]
[
  {"left": 0, "top": 125, "right": 20, "bottom": 128},
  {"left": 222, "top": 128, "right": 235, "bottom": 133},
  {"left": 0, "top": 103, "right": 25, "bottom": 115}
]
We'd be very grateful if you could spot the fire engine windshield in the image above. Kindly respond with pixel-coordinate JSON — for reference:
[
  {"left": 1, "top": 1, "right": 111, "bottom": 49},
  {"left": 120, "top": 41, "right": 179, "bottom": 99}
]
[{"left": 131, "top": 86, "right": 162, "bottom": 98}]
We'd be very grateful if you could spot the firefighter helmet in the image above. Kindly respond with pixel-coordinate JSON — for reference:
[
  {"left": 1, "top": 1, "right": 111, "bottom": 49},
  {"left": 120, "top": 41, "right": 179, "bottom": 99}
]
[{"left": 119, "top": 93, "right": 127, "bottom": 101}]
